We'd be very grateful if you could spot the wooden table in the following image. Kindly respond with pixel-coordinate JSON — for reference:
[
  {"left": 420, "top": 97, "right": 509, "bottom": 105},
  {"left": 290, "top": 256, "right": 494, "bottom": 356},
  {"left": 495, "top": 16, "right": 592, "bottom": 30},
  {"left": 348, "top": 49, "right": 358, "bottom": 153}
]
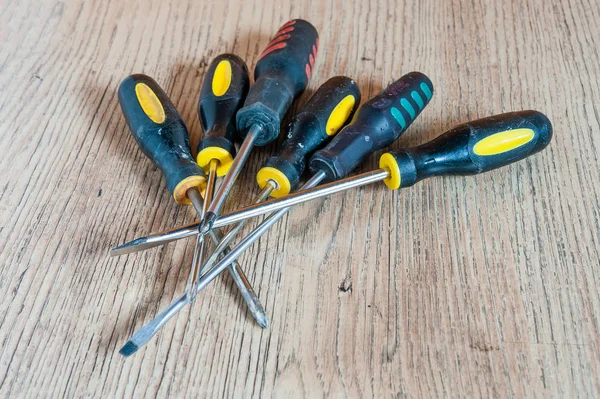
[{"left": 1, "top": 0, "right": 598, "bottom": 396}]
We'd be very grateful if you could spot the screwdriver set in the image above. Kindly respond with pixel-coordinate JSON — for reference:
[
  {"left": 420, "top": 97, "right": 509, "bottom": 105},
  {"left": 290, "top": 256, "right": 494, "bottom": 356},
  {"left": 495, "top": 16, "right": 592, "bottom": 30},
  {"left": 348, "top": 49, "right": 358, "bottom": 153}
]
[{"left": 112, "top": 19, "right": 553, "bottom": 356}]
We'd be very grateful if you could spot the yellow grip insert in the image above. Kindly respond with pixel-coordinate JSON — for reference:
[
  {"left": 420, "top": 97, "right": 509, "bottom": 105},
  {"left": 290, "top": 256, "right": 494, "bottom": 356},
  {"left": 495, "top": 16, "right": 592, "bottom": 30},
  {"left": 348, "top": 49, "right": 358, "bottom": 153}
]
[
  {"left": 256, "top": 167, "right": 292, "bottom": 198},
  {"left": 379, "top": 153, "right": 402, "bottom": 190},
  {"left": 173, "top": 175, "right": 207, "bottom": 205},
  {"left": 325, "top": 95, "right": 356, "bottom": 136},
  {"left": 135, "top": 83, "right": 166, "bottom": 124},
  {"left": 473, "top": 128, "right": 535, "bottom": 156},
  {"left": 212, "top": 60, "right": 232, "bottom": 97},
  {"left": 197, "top": 147, "right": 234, "bottom": 177}
]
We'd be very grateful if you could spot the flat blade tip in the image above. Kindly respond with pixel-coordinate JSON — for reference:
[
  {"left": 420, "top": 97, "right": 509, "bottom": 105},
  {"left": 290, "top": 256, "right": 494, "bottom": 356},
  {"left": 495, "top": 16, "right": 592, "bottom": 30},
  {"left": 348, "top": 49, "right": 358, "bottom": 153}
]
[
  {"left": 119, "top": 341, "right": 139, "bottom": 357},
  {"left": 110, "top": 237, "right": 149, "bottom": 256}
]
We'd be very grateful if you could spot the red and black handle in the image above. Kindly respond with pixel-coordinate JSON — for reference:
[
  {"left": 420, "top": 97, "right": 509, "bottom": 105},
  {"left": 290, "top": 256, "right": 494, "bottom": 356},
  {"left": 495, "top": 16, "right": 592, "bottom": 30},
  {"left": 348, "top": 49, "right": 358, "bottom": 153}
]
[{"left": 237, "top": 19, "right": 319, "bottom": 146}]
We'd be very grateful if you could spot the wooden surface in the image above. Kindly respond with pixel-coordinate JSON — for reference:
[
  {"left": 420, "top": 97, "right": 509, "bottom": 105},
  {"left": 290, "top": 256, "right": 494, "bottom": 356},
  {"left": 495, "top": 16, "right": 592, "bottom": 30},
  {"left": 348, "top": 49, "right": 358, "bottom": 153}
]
[{"left": 1, "top": 0, "right": 599, "bottom": 396}]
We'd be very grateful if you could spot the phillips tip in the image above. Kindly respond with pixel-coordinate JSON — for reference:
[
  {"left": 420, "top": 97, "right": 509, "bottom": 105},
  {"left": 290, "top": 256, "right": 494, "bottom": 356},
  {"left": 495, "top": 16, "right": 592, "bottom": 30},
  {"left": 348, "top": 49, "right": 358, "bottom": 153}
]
[
  {"left": 255, "top": 310, "right": 269, "bottom": 329},
  {"left": 198, "top": 213, "right": 217, "bottom": 235}
]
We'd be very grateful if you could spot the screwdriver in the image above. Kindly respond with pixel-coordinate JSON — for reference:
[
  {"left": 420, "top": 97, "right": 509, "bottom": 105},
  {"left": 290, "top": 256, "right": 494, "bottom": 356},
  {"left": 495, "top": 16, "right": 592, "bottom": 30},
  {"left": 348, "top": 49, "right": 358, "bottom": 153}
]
[
  {"left": 112, "top": 71, "right": 433, "bottom": 256},
  {"left": 200, "top": 76, "right": 360, "bottom": 274},
  {"left": 118, "top": 72, "right": 433, "bottom": 355},
  {"left": 185, "top": 71, "right": 434, "bottom": 285},
  {"left": 112, "top": 110, "right": 552, "bottom": 259},
  {"left": 184, "top": 53, "right": 254, "bottom": 308},
  {"left": 118, "top": 110, "right": 552, "bottom": 357},
  {"left": 194, "top": 110, "right": 553, "bottom": 218},
  {"left": 118, "top": 76, "right": 359, "bottom": 356},
  {"left": 188, "top": 19, "right": 319, "bottom": 299},
  {"left": 117, "top": 74, "right": 268, "bottom": 328}
]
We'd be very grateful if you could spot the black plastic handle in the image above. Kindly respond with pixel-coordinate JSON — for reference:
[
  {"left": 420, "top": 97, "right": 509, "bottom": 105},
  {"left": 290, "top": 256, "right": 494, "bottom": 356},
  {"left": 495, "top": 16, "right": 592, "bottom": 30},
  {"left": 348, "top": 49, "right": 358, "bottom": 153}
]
[
  {"left": 256, "top": 76, "right": 360, "bottom": 197},
  {"left": 309, "top": 71, "right": 433, "bottom": 181},
  {"left": 197, "top": 54, "right": 250, "bottom": 176},
  {"left": 237, "top": 19, "right": 319, "bottom": 146},
  {"left": 118, "top": 74, "right": 206, "bottom": 204},
  {"left": 379, "top": 110, "right": 553, "bottom": 189}
]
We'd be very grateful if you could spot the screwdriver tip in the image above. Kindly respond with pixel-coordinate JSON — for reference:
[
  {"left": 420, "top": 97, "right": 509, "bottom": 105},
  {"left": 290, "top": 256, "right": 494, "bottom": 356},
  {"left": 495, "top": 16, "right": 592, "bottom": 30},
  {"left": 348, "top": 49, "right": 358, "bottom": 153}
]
[
  {"left": 199, "top": 213, "right": 217, "bottom": 235},
  {"left": 256, "top": 311, "right": 270, "bottom": 329},
  {"left": 119, "top": 340, "right": 139, "bottom": 357},
  {"left": 110, "top": 237, "right": 149, "bottom": 256}
]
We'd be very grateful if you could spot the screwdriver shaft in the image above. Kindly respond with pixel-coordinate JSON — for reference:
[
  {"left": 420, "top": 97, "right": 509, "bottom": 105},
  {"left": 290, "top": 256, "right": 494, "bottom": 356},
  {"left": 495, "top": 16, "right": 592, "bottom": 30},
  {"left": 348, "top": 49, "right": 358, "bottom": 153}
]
[
  {"left": 199, "top": 125, "right": 263, "bottom": 234},
  {"left": 195, "top": 171, "right": 327, "bottom": 294},
  {"left": 111, "top": 169, "right": 391, "bottom": 256},
  {"left": 200, "top": 181, "right": 276, "bottom": 277},
  {"left": 186, "top": 160, "right": 218, "bottom": 299},
  {"left": 184, "top": 166, "right": 269, "bottom": 326},
  {"left": 121, "top": 171, "right": 327, "bottom": 355}
]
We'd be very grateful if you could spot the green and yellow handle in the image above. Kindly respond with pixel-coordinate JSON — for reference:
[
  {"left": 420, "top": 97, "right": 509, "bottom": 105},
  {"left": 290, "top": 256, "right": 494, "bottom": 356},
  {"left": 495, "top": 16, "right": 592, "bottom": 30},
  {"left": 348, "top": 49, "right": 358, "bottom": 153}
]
[
  {"left": 257, "top": 76, "right": 361, "bottom": 197},
  {"left": 197, "top": 54, "right": 250, "bottom": 176},
  {"left": 379, "top": 110, "right": 553, "bottom": 190},
  {"left": 310, "top": 71, "right": 434, "bottom": 181},
  {"left": 118, "top": 74, "right": 206, "bottom": 204}
]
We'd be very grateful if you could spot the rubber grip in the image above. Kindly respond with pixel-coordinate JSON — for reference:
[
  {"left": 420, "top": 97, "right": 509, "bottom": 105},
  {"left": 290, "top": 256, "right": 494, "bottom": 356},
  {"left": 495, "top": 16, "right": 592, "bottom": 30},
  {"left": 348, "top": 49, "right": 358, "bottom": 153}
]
[
  {"left": 197, "top": 54, "right": 250, "bottom": 176},
  {"left": 237, "top": 19, "right": 319, "bottom": 146},
  {"left": 381, "top": 110, "right": 553, "bottom": 189},
  {"left": 257, "top": 76, "right": 360, "bottom": 196},
  {"left": 309, "top": 71, "right": 433, "bottom": 181},
  {"left": 118, "top": 74, "right": 206, "bottom": 204}
]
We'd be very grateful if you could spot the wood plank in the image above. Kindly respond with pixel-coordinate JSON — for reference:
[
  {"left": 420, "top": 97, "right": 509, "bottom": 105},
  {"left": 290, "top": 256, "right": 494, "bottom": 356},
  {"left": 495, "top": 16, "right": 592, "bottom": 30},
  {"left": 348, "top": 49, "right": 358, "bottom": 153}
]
[{"left": 0, "top": 0, "right": 598, "bottom": 396}]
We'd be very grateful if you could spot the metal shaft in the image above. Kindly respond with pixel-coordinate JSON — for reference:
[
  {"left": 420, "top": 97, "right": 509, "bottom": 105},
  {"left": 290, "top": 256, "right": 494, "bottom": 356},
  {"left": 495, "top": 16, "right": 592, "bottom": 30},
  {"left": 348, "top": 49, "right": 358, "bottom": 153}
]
[
  {"left": 185, "top": 170, "right": 269, "bottom": 327},
  {"left": 119, "top": 169, "right": 387, "bottom": 355},
  {"left": 200, "top": 181, "right": 276, "bottom": 277},
  {"left": 111, "top": 169, "right": 390, "bottom": 256},
  {"left": 198, "top": 125, "right": 262, "bottom": 235},
  {"left": 195, "top": 171, "right": 327, "bottom": 294},
  {"left": 186, "top": 160, "right": 218, "bottom": 300}
]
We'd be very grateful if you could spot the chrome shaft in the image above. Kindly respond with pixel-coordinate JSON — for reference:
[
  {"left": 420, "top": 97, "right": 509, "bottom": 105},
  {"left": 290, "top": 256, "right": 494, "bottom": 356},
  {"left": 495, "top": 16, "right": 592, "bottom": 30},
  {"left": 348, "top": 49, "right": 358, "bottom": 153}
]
[
  {"left": 198, "top": 125, "right": 262, "bottom": 234},
  {"left": 194, "top": 171, "right": 327, "bottom": 294},
  {"left": 111, "top": 169, "right": 390, "bottom": 256},
  {"left": 186, "top": 159, "right": 218, "bottom": 300},
  {"left": 199, "top": 181, "right": 276, "bottom": 277}
]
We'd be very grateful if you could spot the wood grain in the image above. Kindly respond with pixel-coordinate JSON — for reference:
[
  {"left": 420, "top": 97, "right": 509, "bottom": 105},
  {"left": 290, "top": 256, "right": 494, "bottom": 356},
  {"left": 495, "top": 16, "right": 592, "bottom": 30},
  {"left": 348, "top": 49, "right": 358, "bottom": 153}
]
[{"left": 0, "top": 0, "right": 599, "bottom": 396}]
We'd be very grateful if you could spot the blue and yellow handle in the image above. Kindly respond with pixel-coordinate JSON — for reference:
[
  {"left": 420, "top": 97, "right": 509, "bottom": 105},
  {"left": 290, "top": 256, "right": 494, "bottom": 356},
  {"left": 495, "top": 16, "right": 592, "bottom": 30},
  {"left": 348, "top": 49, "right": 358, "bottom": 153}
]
[
  {"left": 257, "top": 76, "right": 361, "bottom": 197},
  {"left": 118, "top": 74, "right": 206, "bottom": 204},
  {"left": 379, "top": 110, "right": 553, "bottom": 190},
  {"left": 197, "top": 54, "right": 250, "bottom": 176}
]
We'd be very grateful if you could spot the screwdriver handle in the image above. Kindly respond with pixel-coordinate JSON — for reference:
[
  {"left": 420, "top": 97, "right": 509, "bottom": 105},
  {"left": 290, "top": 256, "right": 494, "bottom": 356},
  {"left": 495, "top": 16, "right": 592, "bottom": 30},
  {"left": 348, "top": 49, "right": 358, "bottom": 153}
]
[
  {"left": 237, "top": 19, "right": 319, "bottom": 146},
  {"left": 257, "top": 76, "right": 361, "bottom": 197},
  {"left": 309, "top": 72, "right": 433, "bottom": 181},
  {"left": 197, "top": 54, "right": 250, "bottom": 176},
  {"left": 118, "top": 74, "right": 206, "bottom": 204},
  {"left": 379, "top": 110, "right": 553, "bottom": 189}
]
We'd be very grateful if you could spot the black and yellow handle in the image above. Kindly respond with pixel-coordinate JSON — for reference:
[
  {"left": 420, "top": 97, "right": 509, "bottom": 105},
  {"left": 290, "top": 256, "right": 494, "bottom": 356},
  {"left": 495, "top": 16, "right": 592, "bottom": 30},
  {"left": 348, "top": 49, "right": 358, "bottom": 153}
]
[
  {"left": 309, "top": 72, "right": 434, "bottom": 181},
  {"left": 118, "top": 74, "right": 206, "bottom": 204},
  {"left": 379, "top": 110, "right": 553, "bottom": 190},
  {"left": 197, "top": 54, "right": 250, "bottom": 176},
  {"left": 256, "top": 76, "right": 361, "bottom": 197},
  {"left": 237, "top": 19, "right": 319, "bottom": 146}
]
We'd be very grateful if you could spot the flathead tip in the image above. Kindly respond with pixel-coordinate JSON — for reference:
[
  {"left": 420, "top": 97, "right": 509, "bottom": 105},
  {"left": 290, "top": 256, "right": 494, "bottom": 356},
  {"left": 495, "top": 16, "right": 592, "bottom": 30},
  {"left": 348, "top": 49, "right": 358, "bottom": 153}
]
[
  {"left": 110, "top": 237, "right": 149, "bottom": 256},
  {"left": 119, "top": 341, "right": 139, "bottom": 357}
]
